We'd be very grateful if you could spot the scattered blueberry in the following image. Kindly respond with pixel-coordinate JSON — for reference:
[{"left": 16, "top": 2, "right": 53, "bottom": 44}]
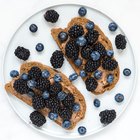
[
  {"left": 106, "top": 50, "right": 114, "bottom": 57},
  {"left": 29, "top": 24, "right": 38, "bottom": 33},
  {"left": 10, "top": 70, "right": 19, "bottom": 78},
  {"left": 86, "top": 21, "right": 94, "bottom": 30},
  {"left": 78, "top": 7, "right": 87, "bottom": 17},
  {"left": 123, "top": 68, "right": 131, "bottom": 76},
  {"left": 42, "top": 70, "right": 50, "bottom": 78},
  {"left": 42, "top": 91, "right": 50, "bottom": 99},
  {"left": 20, "top": 73, "right": 28, "bottom": 80},
  {"left": 76, "top": 36, "right": 87, "bottom": 47},
  {"left": 107, "top": 74, "right": 114, "bottom": 84},
  {"left": 73, "top": 103, "right": 80, "bottom": 112},
  {"left": 58, "top": 32, "right": 68, "bottom": 42},
  {"left": 27, "top": 91, "right": 35, "bottom": 98},
  {"left": 115, "top": 93, "right": 124, "bottom": 103},
  {"left": 27, "top": 80, "right": 36, "bottom": 89},
  {"left": 62, "top": 120, "right": 71, "bottom": 129},
  {"left": 94, "top": 70, "right": 102, "bottom": 80},
  {"left": 36, "top": 43, "right": 44, "bottom": 52},
  {"left": 48, "top": 112, "right": 58, "bottom": 121},
  {"left": 54, "top": 74, "right": 62, "bottom": 82},
  {"left": 74, "top": 58, "right": 82, "bottom": 67},
  {"left": 94, "top": 99, "right": 100, "bottom": 108},
  {"left": 69, "top": 73, "right": 78, "bottom": 81},
  {"left": 78, "top": 126, "right": 87, "bottom": 135},
  {"left": 79, "top": 70, "right": 87, "bottom": 78},
  {"left": 108, "top": 22, "right": 118, "bottom": 32},
  {"left": 90, "top": 51, "right": 100, "bottom": 61},
  {"left": 57, "top": 91, "right": 67, "bottom": 101}
]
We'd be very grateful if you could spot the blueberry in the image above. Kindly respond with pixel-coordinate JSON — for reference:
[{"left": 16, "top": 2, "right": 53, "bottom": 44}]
[
  {"left": 74, "top": 58, "right": 82, "bottom": 67},
  {"left": 36, "top": 43, "right": 44, "bottom": 52},
  {"left": 94, "top": 99, "right": 100, "bottom": 108},
  {"left": 29, "top": 24, "right": 38, "bottom": 33},
  {"left": 123, "top": 68, "right": 131, "bottom": 76},
  {"left": 20, "top": 73, "right": 28, "bottom": 80},
  {"left": 57, "top": 91, "right": 67, "bottom": 101},
  {"left": 48, "top": 112, "right": 58, "bottom": 121},
  {"left": 79, "top": 70, "right": 87, "bottom": 78},
  {"left": 76, "top": 36, "right": 87, "bottom": 47},
  {"left": 91, "top": 51, "right": 100, "bottom": 61},
  {"left": 62, "top": 120, "right": 71, "bottom": 129},
  {"left": 78, "top": 7, "right": 87, "bottom": 17},
  {"left": 69, "top": 73, "right": 78, "bottom": 81},
  {"left": 54, "top": 74, "right": 62, "bottom": 82},
  {"left": 42, "top": 70, "right": 50, "bottom": 78},
  {"left": 73, "top": 103, "right": 80, "bottom": 112},
  {"left": 94, "top": 70, "right": 102, "bottom": 80},
  {"left": 106, "top": 50, "right": 114, "bottom": 57},
  {"left": 108, "top": 22, "right": 118, "bottom": 31},
  {"left": 42, "top": 91, "right": 50, "bottom": 99},
  {"left": 10, "top": 70, "right": 19, "bottom": 78},
  {"left": 58, "top": 32, "right": 68, "bottom": 42},
  {"left": 27, "top": 80, "right": 36, "bottom": 89},
  {"left": 27, "top": 91, "right": 35, "bottom": 98},
  {"left": 78, "top": 126, "right": 87, "bottom": 135},
  {"left": 86, "top": 21, "right": 94, "bottom": 30},
  {"left": 107, "top": 74, "right": 114, "bottom": 84},
  {"left": 115, "top": 93, "right": 124, "bottom": 103}
]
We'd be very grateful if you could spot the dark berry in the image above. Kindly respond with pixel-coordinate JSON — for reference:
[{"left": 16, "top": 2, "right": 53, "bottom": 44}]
[
  {"left": 48, "top": 112, "right": 58, "bottom": 121},
  {"left": 20, "top": 73, "right": 28, "bottom": 80},
  {"left": 42, "top": 91, "right": 50, "bottom": 99},
  {"left": 69, "top": 73, "right": 78, "bottom": 81},
  {"left": 10, "top": 70, "right": 19, "bottom": 78},
  {"left": 106, "top": 50, "right": 114, "bottom": 57},
  {"left": 73, "top": 103, "right": 80, "bottom": 112},
  {"left": 62, "top": 120, "right": 71, "bottom": 129},
  {"left": 50, "top": 82, "right": 62, "bottom": 94},
  {"left": 58, "top": 32, "right": 68, "bottom": 42},
  {"left": 107, "top": 74, "right": 114, "bottom": 84},
  {"left": 27, "top": 80, "right": 37, "bottom": 89},
  {"left": 108, "top": 22, "right": 118, "bottom": 31},
  {"left": 94, "top": 99, "right": 100, "bottom": 108},
  {"left": 76, "top": 36, "right": 87, "bottom": 47},
  {"left": 90, "top": 51, "right": 101, "bottom": 61},
  {"left": 123, "top": 68, "right": 131, "bottom": 76},
  {"left": 27, "top": 91, "right": 35, "bottom": 98},
  {"left": 57, "top": 91, "right": 67, "bottom": 101},
  {"left": 36, "top": 43, "right": 44, "bottom": 52},
  {"left": 42, "top": 70, "right": 50, "bottom": 78},
  {"left": 29, "top": 24, "right": 38, "bottom": 33},
  {"left": 94, "top": 70, "right": 102, "bottom": 80},
  {"left": 86, "top": 21, "right": 94, "bottom": 30},
  {"left": 53, "top": 74, "right": 62, "bottom": 82},
  {"left": 79, "top": 70, "right": 87, "bottom": 78},
  {"left": 74, "top": 58, "right": 82, "bottom": 67},
  {"left": 78, "top": 126, "right": 87, "bottom": 135},
  {"left": 115, "top": 93, "right": 124, "bottom": 103},
  {"left": 78, "top": 7, "right": 87, "bottom": 17}
]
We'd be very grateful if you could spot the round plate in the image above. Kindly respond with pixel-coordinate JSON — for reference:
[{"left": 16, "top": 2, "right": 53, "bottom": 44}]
[{"left": 3, "top": 3, "right": 136, "bottom": 139}]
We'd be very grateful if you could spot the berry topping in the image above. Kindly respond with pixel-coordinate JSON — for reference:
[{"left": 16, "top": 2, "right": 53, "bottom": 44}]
[
  {"left": 58, "top": 32, "right": 68, "bottom": 42},
  {"left": 69, "top": 73, "right": 78, "bottom": 81},
  {"left": 42, "top": 70, "right": 50, "bottom": 78},
  {"left": 78, "top": 7, "right": 87, "bottom": 17},
  {"left": 48, "top": 112, "right": 58, "bottom": 121},
  {"left": 10, "top": 70, "right": 19, "bottom": 78},
  {"left": 74, "top": 58, "right": 82, "bottom": 67},
  {"left": 94, "top": 70, "right": 102, "bottom": 80},
  {"left": 106, "top": 50, "right": 114, "bottom": 57},
  {"left": 68, "top": 25, "right": 84, "bottom": 38},
  {"left": 73, "top": 103, "right": 80, "bottom": 112},
  {"left": 50, "top": 82, "right": 62, "bottom": 94},
  {"left": 54, "top": 74, "right": 62, "bottom": 82},
  {"left": 108, "top": 22, "right": 118, "bottom": 31},
  {"left": 99, "top": 109, "right": 116, "bottom": 125},
  {"left": 78, "top": 126, "right": 87, "bottom": 135},
  {"left": 123, "top": 68, "right": 131, "bottom": 76},
  {"left": 115, "top": 34, "right": 127, "bottom": 50},
  {"left": 62, "top": 120, "right": 71, "bottom": 129},
  {"left": 29, "top": 24, "right": 38, "bottom": 33},
  {"left": 86, "top": 21, "right": 94, "bottom": 30},
  {"left": 94, "top": 99, "right": 100, "bottom": 108},
  {"left": 107, "top": 74, "right": 114, "bottom": 84},
  {"left": 44, "top": 10, "right": 59, "bottom": 23},
  {"left": 85, "top": 77, "right": 98, "bottom": 91},
  {"left": 27, "top": 91, "right": 35, "bottom": 98},
  {"left": 27, "top": 80, "right": 37, "bottom": 89},
  {"left": 20, "top": 73, "right": 28, "bottom": 80},
  {"left": 50, "top": 50, "right": 64, "bottom": 69},
  {"left": 57, "top": 91, "right": 67, "bottom": 101},
  {"left": 14, "top": 46, "right": 30, "bottom": 61},
  {"left": 36, "top": 43, "right": 44, "bottom": 52},
  {"left": 76, "top": 36, "right": 87, "bottom": 47},
  {"left": 90, "top": 51, "right": 101, "bottom": 61},
  {"left": 79, "top": 70, "right": 87, "bottom": 78},
  {"left": 115, "top": 93, "right": 124, "bottom": 103},
  {"left": 42, "top": 91, "right": 50, "bottom": 99}
]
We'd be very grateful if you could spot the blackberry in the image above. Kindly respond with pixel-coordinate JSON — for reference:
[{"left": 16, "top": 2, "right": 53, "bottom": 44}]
[
  {"left": 30, "top": 111, "right": 46, "bottom": 127},
  {"left": 62, "top": 93, "right": 75, "bottom": 108},
  {"left": 44, "top": 10, "right": 59, "bottom": 23},
  {"left": 85, "top": 77, "right": 98, "bottom": 91},
  {"left": 115, "top": 34, "right": 127, "bottom": 50},
  {"left": 13, "top": 79, "right": 30, "bottom": 94},
  {"left": 102, "top": 57, "right": 118, "bottom": 71},
  {"left": 65, "top": 40, "right": 79, "bottom": 60},
  {"left": 93, "top": 43, "right": 107, "bottom": 58},
  {"left": 50, "top": 50, "right": 64, "bottom": 69},
  {"left": 14, "top": 46, "right": 30, "bottom": 61},
  {"left": 59, "top": 107, "right": 73, "bottom": 121},
  {"left": 45, "top": 96, "right": 61, "bottom": 113},
  {"left": 36, "top": 77, "right": 50, "bottom": 91},
  {"left": 99, "top": 109, "right": 116, "bottom": 125},
  {"left": 50, "top": 82, "right": 62, "bottom": 94},
  {"left": 32, "top": 95, "right": 46, "bottom": 110},
  {"left": 68, "top": 25, "right": 84, "bottom": 38},
  {"left": 85, "top": 30, "right": 99, "bottom": 45},
  {"left": 28, "top": 66, "right": 42, "bottom": 80},
  {"left": 81, "top": 45, "right": 94, "bottom": 59},
  {"left": 85, "top": 59, "right": 100, "bottom": 73}
]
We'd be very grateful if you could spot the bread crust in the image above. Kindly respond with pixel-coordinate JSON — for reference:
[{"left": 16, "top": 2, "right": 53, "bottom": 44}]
[
  {"left": 51, "top": 17, "right": 120, "bottom": 94},
  {"left": 5, "top": 61, "right": 86, "bottom": 130}
]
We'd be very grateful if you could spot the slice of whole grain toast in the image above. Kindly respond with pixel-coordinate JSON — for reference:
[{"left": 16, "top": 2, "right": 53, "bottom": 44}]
[
  {"left": 51, "top": 17, "right": 120, "bottom": 95},
  {"left": 5, "top": 62, "right": 86, "bottom": 130}
]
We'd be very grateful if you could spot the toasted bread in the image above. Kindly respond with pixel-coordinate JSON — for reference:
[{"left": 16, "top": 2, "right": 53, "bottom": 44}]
[
  {"left": 51, "top": 17, "right": 120, "bottom": 95},
  {"left": 5, "top": 62, "right": 86, "bottom": 130}
]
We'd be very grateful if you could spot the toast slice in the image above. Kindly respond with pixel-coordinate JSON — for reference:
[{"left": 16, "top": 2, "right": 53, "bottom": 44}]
[
  {"left": 5, "top": 62, "right": 86, "bottom": 130},
  {"left": 51, "top": 17, "right": 120, "bottom": 95}
]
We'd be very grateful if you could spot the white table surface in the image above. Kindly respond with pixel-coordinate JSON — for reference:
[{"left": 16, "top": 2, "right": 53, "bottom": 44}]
[{"left": 0, "top": 0, "right": 140, "bottom": 140}]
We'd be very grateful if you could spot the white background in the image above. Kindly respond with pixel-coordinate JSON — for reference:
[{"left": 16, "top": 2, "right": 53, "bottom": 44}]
[{"left": 0, "top": 0, "right": 140, "bottom": 140}]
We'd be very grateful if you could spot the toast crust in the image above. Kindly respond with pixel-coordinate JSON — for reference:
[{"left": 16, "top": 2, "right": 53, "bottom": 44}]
[
  {"left": 5, "top": 62, "right": 86, "bottom": 130},
  {"left": 51, "top": 17, "right": 120, "bottom": 94}
]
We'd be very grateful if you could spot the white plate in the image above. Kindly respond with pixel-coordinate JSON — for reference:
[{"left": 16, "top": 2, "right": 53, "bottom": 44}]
[{"left": 3, "top": 3, "right": 136, "bottom": 139}]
